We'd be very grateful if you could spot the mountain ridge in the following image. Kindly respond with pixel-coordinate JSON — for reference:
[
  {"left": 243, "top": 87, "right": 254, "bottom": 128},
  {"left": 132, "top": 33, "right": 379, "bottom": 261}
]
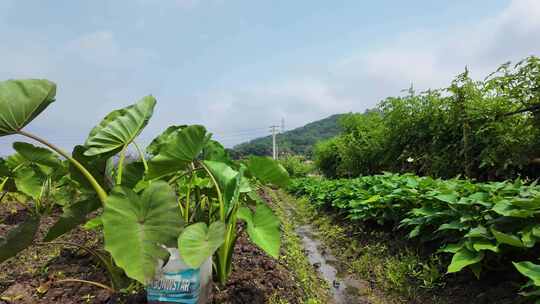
[{"left": 231, "top": 113, "right": 344, "bottom": 158}]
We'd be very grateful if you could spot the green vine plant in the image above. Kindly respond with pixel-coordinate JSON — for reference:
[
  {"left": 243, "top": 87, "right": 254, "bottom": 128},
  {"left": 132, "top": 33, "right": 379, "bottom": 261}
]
[{"left": 0, "top": 79, "right": 289, "bottom": 294}]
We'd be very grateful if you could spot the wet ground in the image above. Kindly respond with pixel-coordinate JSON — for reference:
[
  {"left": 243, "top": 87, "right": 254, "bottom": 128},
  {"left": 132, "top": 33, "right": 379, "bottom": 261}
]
[{"left": 296, "top": 225, "right": 370, "bottom": 304}]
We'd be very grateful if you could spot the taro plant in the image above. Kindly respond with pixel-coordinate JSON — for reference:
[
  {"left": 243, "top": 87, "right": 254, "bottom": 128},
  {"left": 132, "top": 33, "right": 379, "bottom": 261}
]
[
  {"left": 0, "top": 78, "right": 289, "bottom": 292},
  {"left": 144, "top": 124, "right": 289, "bottom": 284}
]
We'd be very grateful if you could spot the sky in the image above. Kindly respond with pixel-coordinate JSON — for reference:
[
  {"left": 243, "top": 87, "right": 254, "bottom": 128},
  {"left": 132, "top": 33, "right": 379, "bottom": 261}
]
[{"left": 1, "top": 0, "right": 539, "bottom": 155}]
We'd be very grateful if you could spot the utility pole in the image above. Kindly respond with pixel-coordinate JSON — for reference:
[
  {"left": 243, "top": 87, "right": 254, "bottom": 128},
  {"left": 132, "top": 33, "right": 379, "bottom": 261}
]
[{"left": 269, "top": 125, "right": 280, "bottom": 160}]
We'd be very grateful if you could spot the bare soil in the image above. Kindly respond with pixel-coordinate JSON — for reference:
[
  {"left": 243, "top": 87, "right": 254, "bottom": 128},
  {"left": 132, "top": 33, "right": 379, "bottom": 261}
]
[{"left": 0, "top": 201, "right": 304, "bottom": 304}]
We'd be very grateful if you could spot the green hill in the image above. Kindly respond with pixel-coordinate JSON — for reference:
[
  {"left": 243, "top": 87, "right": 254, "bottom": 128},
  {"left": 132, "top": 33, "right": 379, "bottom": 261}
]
[{"left": 232, "top": 114, "right": 344, "bottom": 158}]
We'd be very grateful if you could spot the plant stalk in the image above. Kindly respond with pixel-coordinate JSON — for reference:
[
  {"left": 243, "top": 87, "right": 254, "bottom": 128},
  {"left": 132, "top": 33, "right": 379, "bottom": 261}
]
[
  {"left": 133, "top": 141, "right": 148, "bottom": 172},
  {"left": 55, "top": 278, "right": 115, "bottom": 293},
  {"left": 115, "top": 146, "right": 127, "bottom": 185},
  {"left": 200, "top": 162, "right": 225, "bottom": 221},
  {"left": 17, "top": 130, "right": 108, "bottom": 204}
]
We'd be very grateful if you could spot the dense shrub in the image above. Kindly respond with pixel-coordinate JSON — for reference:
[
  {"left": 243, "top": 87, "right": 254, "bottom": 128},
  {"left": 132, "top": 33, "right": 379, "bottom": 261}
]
[
  {"left": 279, "top": 154, "right": 315, "bottom": 177},
  {"left": 315, "top": 56, "right": 540, "bottom": 180}
]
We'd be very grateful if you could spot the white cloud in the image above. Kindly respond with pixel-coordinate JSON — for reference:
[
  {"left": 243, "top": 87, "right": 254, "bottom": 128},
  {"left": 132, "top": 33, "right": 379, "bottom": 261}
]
[{"left": 208, "top": 0, "right": 540, "bottom": 145}]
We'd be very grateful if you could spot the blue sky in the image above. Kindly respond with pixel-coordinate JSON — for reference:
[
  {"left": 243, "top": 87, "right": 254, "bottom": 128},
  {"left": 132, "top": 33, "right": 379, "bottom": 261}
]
[{"left": 0, "top": 0, "right": 538, "bottom": 154}]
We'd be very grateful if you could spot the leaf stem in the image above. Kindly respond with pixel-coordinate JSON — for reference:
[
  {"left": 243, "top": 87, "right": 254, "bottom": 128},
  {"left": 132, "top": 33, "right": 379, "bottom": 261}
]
[
  {"left": 55, "top": 278, "right": 115, "bottom": 293},
  {"left": 200, "top": 162, "right": 225, "bottom": 221},
  {"left": 17, "top": 130, "right": 108, "bottom": 205},
  {"left": 133, "top": 141, "right": 148, "bottom": 172},
  {"left": 116, "top": 146, "right": 127, "bottom": 185}
]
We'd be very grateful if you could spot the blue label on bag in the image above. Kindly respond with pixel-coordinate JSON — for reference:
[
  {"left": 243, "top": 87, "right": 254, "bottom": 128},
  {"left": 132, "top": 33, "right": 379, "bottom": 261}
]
[{"left": 146, "top": 269, "right": 200, "bottom": 303}]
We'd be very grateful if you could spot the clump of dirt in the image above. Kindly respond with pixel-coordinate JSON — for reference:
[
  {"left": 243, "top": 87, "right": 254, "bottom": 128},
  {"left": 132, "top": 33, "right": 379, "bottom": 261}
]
[{"left": 210, "top": 231, "right": 304, "bottom": 304}]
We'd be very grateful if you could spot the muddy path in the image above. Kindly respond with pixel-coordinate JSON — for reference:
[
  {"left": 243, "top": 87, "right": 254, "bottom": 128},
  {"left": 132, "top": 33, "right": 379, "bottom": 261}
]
[
  {"left": 295, "top": 225, "right": 370, "bottom": 304},
  {"left": 264, "top": 188, "right": 383, "bottom": 304}
]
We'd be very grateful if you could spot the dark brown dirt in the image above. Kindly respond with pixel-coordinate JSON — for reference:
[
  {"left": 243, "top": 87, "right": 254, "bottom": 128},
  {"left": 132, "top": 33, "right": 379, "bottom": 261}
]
[
  {"left": 210, "top": 231, "right": 304, "bottom": 304},
  {"left": 0, "top": 201, "right": 111, "bottom": 304},
  {"left": 0, "top": 201, "right": 304, "bottom": 303}
]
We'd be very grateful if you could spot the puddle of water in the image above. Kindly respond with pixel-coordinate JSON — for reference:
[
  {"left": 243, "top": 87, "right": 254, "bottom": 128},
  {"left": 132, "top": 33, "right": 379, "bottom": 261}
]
[{"left": 296, "top": 225, "right": 369, "bottom": 304}]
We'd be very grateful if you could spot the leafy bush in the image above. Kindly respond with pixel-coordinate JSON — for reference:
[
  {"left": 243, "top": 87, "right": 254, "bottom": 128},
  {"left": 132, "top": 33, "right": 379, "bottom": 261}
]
[
  {"left": 289, "top": 174, "right": 540, "bottom": 301},
  {"left": 279, "top": 154, "right": 315, "bottom": 177},
  {"left": 314, "top": 56, "right": 540, "bottom": 180}
]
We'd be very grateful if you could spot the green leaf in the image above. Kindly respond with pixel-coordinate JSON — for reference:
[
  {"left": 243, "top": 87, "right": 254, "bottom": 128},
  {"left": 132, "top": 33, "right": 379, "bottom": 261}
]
[
  {"left": 0, "top": 215, "right": 40, "bottom": 263},
  {"left": 514, "top": 261, "right": 540, "bottom": 286},
  {"left": 437, "top": 221, "right": 465, "bottom": 231},
  {"left": 178, "top": 221, "right": 225, "bottom": 268},
  {"left": 146, "top": 125, "right": 185, "bottom": 156},
  {"left": 147, "top": 125, "right": 208, "bottom": 179},
  {"left": 0, "top": 79, "right": 56, "bottom": 137},
  {"left": 203, "top": 161, "right": 250, "bottom": 215},
  {"left": 44, "top": 197, "right": 101, "bottom": 241},
  {"left": 83, "top": 216, "right": 103, "bottom": 230},
  {"left": 14, "top": 166, "right": 45, "bottom": 200},
  {"left": 203, "top": 140, "right": 231, "bottom": 163},
  {"left": 492, "top": 228, "right": 525, "bottom": 248},
  {"left": 247, "top": 156, "right": 290, "bottom": 187},
  {"left": 121, "top": 161, "right": 145, "bottom": 189},
  {"left": 492, "top": 201, "right": 533, "bottom": 218},
  {"left": 202, "top": 160, "right": 237, "bottom": 190},
  {"left": 465, "top": 226, "right": 489, "bottom": 238},
  {"left": 12, "top": 142, "right": 61, "bottom": 168},
  {"left": 435, "top": 193, "right": 458, "bottom": 204},
  {"left": 237, "top": 204, "right": 281, "bottom": 258},
  {"left": 0, "top": 158, "right": 10, "bottom": 176},
  {"left": 447, "top": 247, "right": 484, "bottom": 273},
  {"left": 84, "top": 96, "right": 156, "bottom": 156},
  {"left": 472, "top": 240, "right": 499, "bottom": 252},
  {"left": 102, "top": 181, "right": 183, "bottom": 283},
  {"left": 408, "top": 225, "right": 421, "bottom": 238}
]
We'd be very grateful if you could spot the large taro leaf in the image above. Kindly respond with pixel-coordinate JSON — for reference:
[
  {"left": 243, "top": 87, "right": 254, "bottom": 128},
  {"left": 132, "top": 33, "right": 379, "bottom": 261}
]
[
  {"left": 246, "top": 156, "right": 289, "bottom": 188},
  {"left": 0, "top": 215, "right": 40, "bottom": 263},
  {"left": 447, "top": 247, "right": 484, "bottom": 273},
  {"left": 513, "top": 261, "right": 540, "bottom": 286},
  {"left": 147, "top": 125, "right": 208, "bottom": 179},
  {"left": 237, "top": 203, "right": 280, "bottom": 258},
  {"left": 44, "top": 197, "right": 101, "bottom": 241},
  {"left": 178, "top": 221, "right": 225, "bottom": 268},
  {"left": 146, "top": 125, "right": 185, "bottom": 156},
  {"left": 0, "top": 79, "right": 56, "bottom": 137},
  {"left": 12, "top": 142, "right": 62, "bottom": 169},
  {"left": 84, "top": 96, "right": 156, "bottom": 156},
  {"left": 203, "top": 140, "right": 231, "bottom": 163},
  {"left": 102, "top": 181, "right": 183, "bottom": 283},
  {"left": 14, "top": 166, "right": 45, "bottom": 200}
]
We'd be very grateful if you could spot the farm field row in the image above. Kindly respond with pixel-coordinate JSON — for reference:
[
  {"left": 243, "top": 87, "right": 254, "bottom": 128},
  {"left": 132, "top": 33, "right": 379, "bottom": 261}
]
[{"left": 288, "top": 174, "right": 540, "bottom": 303}]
